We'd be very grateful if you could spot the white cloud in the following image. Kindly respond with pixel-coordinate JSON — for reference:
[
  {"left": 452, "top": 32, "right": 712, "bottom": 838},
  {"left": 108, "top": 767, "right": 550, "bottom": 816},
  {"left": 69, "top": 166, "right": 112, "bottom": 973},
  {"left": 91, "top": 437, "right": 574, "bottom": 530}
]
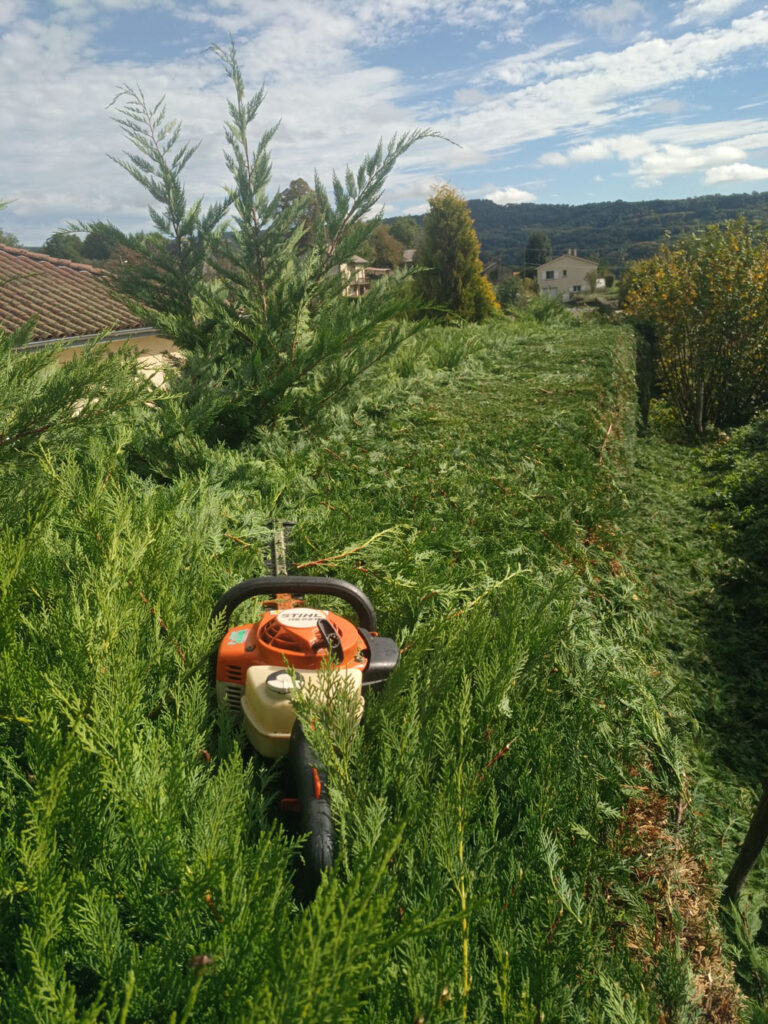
[
  {"left": 0, "top": 8, "right": 437, "bottom": 242},
  {"left": 484, "top": 185, "right": 536, "bottom": 202},
  {"left": 402, "top": 202, "right": 430, "bottom": 216},
  {"left": 444, "top": 9, "right": 768, "bottom": 171},
  {"left": 493, "top": 9, "right": 768, "bottom": 92},
  {"left": 182, "top": 0, "right": 530, "bottom": 47},
  {"left": 644, "top": 98, "right": 686, "bottom": 116},
  {"left": 381, "top": 172, "right": 448, "bottom": 209},
  {"left": 673, "top": 0, "right": 751, "bottom": 27},
  {"left": 454, "top": 88, "right": 488, "bottom": 106},
  {"left": 705, "top": 161, "right": 768, "bottom": 182},
  {"left": 500, "top": 27, "right": 524, "bottom": 44},
  {"left": 0, "top": 0, "right": 26, "bottom": 27},
  {"left": 578, "top": 0, "right": 647, "bottom": 42},
  {"left": 487, "top": 38, "right": 583, "bottom": 87},
  {"left": 3, "top": 1, "right": 768, "bottom": 243},
  {"left": 539, "top": 121, "right": 768, "bottom": 186},
  {"left": 541, "top": 139, "right": 615, "bottom": 165},
  {"left": 635, "top": 142, "right": 748, "bottom": 182}
]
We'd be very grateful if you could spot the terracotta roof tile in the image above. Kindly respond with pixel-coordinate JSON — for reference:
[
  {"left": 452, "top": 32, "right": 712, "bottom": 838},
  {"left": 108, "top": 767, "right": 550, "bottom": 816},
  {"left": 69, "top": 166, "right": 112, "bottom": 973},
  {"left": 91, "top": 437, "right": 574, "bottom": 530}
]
[{"left": 0, "top": 244, "right": 150, "bottom": 342}]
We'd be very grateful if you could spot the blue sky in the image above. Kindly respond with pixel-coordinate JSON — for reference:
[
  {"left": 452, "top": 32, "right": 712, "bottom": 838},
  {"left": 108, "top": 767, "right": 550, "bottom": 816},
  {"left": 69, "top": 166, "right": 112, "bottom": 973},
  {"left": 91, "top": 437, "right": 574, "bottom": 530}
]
[{"left": 2, "top": 0, "right": 768, "bottom": 244}]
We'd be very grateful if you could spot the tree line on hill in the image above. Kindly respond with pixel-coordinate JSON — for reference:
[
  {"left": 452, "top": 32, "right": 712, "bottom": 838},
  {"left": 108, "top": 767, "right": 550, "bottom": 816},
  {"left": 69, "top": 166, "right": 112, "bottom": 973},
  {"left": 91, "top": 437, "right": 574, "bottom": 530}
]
[
  {"left": 444, "top": 191, "right": 768, "bottom": 274},
  {"left": 23, "top": 209, "right": 424, "bottom": 272},
  {"left": 7, "top": 186, "right": 768, "bottom": 284}
]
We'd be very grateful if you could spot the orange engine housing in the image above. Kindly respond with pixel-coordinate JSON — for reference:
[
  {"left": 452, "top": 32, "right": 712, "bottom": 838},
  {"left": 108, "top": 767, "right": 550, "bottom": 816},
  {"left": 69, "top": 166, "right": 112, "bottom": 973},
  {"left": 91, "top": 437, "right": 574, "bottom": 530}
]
[{"left": 216, "top": 606, "right": 366, "bottom": 685}]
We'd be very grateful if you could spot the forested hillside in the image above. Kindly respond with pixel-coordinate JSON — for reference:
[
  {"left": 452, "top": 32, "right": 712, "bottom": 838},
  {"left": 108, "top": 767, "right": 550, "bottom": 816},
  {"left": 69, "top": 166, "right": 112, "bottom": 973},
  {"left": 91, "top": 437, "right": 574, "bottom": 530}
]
[{"left": 421, "top": 190, "right": 768, "bottom": 272}]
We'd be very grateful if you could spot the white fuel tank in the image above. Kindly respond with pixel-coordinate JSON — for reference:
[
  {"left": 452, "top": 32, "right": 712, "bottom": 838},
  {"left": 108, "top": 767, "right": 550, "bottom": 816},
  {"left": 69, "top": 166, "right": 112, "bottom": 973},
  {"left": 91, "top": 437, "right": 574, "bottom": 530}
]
[{"left": 241, "top": 664, "right": 363, "bottom": 758}]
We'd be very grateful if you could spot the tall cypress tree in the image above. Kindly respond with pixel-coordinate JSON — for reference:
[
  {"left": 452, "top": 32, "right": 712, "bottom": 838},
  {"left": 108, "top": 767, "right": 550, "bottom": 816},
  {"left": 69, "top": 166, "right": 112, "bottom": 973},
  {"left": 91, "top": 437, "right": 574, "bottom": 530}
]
[
  {"left": 105, "top": 44, "right": 439, "bottom": 442},
  {"left": 524, "top": 230, "right": 552, "bottom": 274},
  {"left": 416, "top": 185, "right": 498, "bottom": 321}
]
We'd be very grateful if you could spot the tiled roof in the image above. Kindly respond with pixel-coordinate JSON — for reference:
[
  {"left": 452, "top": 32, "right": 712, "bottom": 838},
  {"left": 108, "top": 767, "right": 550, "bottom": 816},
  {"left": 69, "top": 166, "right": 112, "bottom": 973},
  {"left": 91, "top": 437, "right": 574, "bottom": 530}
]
[
  {"left": 538, "top": 253, "right": 598, "bottom": 269},
  {"left": 0, "top": 244, "right": 150, "bottom": 342}
]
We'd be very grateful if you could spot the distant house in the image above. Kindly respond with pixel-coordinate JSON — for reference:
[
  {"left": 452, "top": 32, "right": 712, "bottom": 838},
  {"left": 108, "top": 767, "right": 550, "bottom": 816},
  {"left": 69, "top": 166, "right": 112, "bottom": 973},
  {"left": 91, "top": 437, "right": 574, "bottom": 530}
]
[
  {"left": 331, "top": 254, "right": 367, "bottom": 297},
  {"left": 0, "top": 244, "right": 174, "bottom": 365},
  {"left": 482, "top": 257, "right": 516, "bottom": 285},
  {"left": 334, "top": 254, "right": 391, "bottom": 298},
  {"left": 537, "top": 250, "right": 600, "bottom": 300}
]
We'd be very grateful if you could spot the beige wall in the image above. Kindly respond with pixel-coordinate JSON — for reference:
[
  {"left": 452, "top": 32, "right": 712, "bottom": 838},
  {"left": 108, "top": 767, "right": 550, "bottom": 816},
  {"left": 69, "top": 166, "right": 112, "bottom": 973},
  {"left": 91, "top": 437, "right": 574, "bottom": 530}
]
[
  {"left": 55, "top": 333, "right": 176, "bottom": 363},
  {"left": 538, "top": 255, "right": 598, "bottom": 299},
  {"left": 56, "top": 333, "right": 182, "bottom": 387},
  {"left": 338, "top": 260, "right": 368, "bottom": 297}
]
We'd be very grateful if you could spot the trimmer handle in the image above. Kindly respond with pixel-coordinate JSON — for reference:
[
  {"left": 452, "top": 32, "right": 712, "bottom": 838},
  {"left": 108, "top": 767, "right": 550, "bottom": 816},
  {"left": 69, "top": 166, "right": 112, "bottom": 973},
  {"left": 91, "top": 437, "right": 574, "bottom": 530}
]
[{"left": 212, "top": 575, "right": 378, "bottom": 633}]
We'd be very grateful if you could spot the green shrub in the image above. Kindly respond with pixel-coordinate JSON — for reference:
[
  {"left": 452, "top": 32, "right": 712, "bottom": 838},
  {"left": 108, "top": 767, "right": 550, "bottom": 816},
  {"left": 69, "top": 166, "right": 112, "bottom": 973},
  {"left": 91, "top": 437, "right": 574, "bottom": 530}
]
[
  {"left": 705, "top": 410, "right": 768, "bottom": 609},
  {"left": 495, "top": 275, "right": 524, "bottom": 310},
  {"left": 623, "top": 219, "right": 768, "bottom": 434}
]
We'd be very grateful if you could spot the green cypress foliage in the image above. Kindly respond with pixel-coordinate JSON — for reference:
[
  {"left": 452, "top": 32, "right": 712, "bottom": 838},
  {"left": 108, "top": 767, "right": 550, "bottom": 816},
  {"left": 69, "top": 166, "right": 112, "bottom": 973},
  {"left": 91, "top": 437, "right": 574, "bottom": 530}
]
[
  {"left": 4, "top": 99, "right": 750, "bottom": 1024},
  {"left": 107, "top": 82, "right": 229, "bottom": 348},
  {"left": 4, "top": 309, "right": 727, "bottom": 1021},
  {"left": 415, "top": 184, "right": 499, "bottom": 321},
  {"left": 107, "top": 44, "right": 439, "bottom": 444}
]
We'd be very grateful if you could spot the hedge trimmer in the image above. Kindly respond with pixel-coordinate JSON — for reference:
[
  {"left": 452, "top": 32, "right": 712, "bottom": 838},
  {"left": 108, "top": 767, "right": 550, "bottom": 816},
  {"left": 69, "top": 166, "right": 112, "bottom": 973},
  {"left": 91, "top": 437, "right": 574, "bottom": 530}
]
[{"left": 212, "top": 522, "right": 399, "bottom": 898}]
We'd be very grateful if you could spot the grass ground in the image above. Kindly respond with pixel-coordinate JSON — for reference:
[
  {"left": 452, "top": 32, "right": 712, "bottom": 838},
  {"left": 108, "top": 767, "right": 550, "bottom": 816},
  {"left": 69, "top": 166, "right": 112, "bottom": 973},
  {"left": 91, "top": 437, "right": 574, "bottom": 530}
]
[{"left": 623, "top": 426, "right": 768, "bottom": 1018}]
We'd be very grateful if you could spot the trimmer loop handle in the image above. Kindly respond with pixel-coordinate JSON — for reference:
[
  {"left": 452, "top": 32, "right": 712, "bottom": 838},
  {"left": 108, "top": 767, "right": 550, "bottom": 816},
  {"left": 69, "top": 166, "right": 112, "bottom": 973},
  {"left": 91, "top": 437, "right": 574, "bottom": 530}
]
[{"left": 212, "top": 576, "right": 378, "bottom": 633}]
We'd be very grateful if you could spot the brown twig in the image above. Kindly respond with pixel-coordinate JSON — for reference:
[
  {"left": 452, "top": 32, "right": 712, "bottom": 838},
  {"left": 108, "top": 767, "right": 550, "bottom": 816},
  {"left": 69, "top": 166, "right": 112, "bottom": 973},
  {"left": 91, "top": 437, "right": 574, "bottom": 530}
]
[
  {"left": 225, "top": 532, "right": 251, "bottom": 548},
  {"left": 476, "top": 738, "right": 517, "bottom": 781},
  {"left": 292, "top": 528, "right": 396, "bottom": 569},
  {"left": 598, "top": 421, "right": 614, "bottom": 464}
]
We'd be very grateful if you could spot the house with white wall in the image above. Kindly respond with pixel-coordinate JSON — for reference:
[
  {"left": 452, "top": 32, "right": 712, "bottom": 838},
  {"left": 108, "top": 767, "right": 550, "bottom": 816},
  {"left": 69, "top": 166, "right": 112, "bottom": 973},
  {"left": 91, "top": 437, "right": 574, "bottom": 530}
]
[
  {"left": 334, "top": 255, "right": 391, "bottom": 297},
  {"left": 537, "top": 250, "right": 600, "bottom": 300}
]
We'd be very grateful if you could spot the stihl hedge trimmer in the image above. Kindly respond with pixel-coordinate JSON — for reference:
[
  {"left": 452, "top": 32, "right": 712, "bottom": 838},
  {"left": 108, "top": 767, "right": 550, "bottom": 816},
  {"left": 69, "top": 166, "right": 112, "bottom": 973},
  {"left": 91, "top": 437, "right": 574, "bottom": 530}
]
[{"left": 212, "top": 523, "right": 399, "bottom": 898}]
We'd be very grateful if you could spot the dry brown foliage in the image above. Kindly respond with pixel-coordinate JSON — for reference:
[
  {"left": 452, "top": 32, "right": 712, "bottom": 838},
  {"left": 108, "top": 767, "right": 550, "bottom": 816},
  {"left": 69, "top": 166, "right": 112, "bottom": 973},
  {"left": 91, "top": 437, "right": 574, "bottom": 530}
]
[{"left": 617, "top": 783, "right": 742, "bottom": 1022}]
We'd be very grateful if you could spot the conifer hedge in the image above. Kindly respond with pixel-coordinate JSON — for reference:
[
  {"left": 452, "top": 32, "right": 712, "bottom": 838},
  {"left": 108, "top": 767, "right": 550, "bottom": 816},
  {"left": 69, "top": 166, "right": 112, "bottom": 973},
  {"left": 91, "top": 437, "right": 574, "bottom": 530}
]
[{"left": 1, "top": 309, "right": 707, "bottom": 1021}]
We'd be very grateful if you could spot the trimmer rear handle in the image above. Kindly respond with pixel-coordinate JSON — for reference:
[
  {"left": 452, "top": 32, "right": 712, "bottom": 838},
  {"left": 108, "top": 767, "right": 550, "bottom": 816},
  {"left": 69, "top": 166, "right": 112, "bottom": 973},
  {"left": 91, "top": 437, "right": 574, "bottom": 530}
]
[{"left": 212, "top": 575, "right": 378, "bottom": 633}]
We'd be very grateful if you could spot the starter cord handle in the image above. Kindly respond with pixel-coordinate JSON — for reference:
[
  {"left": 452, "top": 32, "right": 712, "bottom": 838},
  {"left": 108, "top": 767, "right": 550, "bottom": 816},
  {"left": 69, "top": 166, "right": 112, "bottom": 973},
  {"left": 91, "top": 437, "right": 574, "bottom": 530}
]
[{"left": 212, "top": 575, "right": 378, "bottom": 633}]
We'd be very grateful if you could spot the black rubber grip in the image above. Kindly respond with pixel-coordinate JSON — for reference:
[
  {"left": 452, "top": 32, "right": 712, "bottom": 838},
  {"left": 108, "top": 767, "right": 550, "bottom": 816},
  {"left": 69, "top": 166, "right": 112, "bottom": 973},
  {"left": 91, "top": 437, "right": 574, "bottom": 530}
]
[
  {"left": 212, "top": 575, "right": 377, "bottom": 632},
  {"left": 288, "top": 720, "right": 335, "bottom": 901}
]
